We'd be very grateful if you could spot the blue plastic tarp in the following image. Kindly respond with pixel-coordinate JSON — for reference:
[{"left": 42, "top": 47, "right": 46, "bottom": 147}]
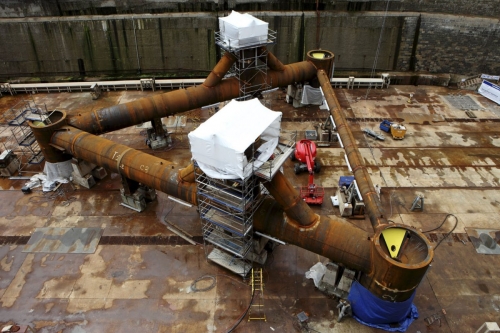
[{"left": 347, "top": 281, "right": 419, "bottom": 332}]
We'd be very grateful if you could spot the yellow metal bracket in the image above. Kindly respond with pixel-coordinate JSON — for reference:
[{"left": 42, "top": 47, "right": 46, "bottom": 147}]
[{"left": 382, "top": 228, "right": 407, "bottom": 259}]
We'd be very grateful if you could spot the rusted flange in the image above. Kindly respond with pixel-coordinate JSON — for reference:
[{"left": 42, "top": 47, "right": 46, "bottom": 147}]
[
  {"left": 29, "top": 110, "right": 72, "bottom": 163},
  {"left": 361, "top": 223, "right": 434, "bottom": 302},
  {"left": 306, "top": 50, "right": 335, "bottom": 80}
]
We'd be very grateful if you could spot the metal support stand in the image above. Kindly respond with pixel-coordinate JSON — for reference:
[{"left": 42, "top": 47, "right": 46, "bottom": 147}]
[
  {"left": 0, "top": 150, "right": 21, "bottom": 177},
  {"left": 146, "top": 118, "right": 172, "bottom": 150},
  {"left": 71, "top": 158, "right": 97, "bottom": 189},
  {"left": 90, "top": 83, "right": 101, "bottom": 100},
  {"left": 316, "top": 115, "right": 338, "bottom": 147},
  {"left": 120, "top": 176, "right": 156, "bottom": 212},
  {"left": 337, "top": 299, "right": 352, "bottom": 322},
  {"left": 140, "top": 78, "right": 155, "bottom": 91},
  {"left": 410, "top": 194, "right": 424, "bottom": 211}
]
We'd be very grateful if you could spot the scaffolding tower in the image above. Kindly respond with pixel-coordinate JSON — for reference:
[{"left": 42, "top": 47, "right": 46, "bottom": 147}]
[
  {"left": 0, "top": 99, "right": 49, "bottom": 176},
  {"left": 194, "top": 11, "right": 288, "bottom": 276},
  {"left": 195, "top": 158, "right": 264, "bottom": 277},
  {"left": 215, "top": 14, "right": 277, "bottom": 98},
  {"left": 194, "top": 130, "right": 296, "bottom": 277}
]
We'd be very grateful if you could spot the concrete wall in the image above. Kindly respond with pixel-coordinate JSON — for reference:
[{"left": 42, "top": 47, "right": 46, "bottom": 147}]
[
  {"left": 415, "top": 14, "right": 500, "bottom": 74},
  {"left": 0, "top": 11, "right": 499, "bottom": 79},
  {"left": 1, "top": 0, "right": 499, "bottom": 18},
  {"left": 374, "top": 0, "right": 500, "bottom": 18},
  {"left": 302, "top": 12, "right": 404, "bottom": 71},
  {"left": 0, "top": 14, "right": 218, "bottom": 77},
  {"left": 394, "top": 15, "right": 419, "bottom": 72}
]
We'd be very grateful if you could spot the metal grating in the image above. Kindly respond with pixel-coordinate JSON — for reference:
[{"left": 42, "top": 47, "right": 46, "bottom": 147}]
[
  {"left": 444, "top": 95, "right": 480, "bottom": 110},
  {"left": 23, "top": 227, "right": 103, "bottom": 254}
]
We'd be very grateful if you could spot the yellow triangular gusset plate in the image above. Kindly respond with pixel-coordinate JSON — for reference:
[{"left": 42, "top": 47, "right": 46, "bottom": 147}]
[{"left": 382, "top": 228, "right": 407, "bottom": 258}]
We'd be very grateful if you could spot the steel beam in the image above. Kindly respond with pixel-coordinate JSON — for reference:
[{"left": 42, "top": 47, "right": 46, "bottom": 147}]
[
  {"left": 317, "top": 69, "right": 387, "bottom": 231},
  {"left": 50, "top": 123, "right": 198, "bottom": 205},
  {"left": 67, "top": 57, "right": 317, "bottom": 135}
]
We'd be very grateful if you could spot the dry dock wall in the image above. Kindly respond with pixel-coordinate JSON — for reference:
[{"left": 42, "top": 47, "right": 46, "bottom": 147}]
[
  {"left": 0, "top": 11, "right": 499, "bottom": 79},
  {"left": 1, "top": 0, "right": 499, "bottom": 18}
]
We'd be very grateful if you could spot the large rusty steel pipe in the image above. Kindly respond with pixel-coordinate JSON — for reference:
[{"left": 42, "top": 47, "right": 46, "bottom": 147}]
[
  {"left": 361, "top": 225, "right": 433, "bottom": 301},
  {"left": 311, "top": 66, "right": 433, "bottom": 301},
  {"left": 254, "top": 198, "right": 372, "bottom": 272},
  {"left": 48, "top": 123, "right": 198, "bottom": 205},
  {"left": 203, "top": 52, "right": 236, "bottom": 88},
  {"left": 67, "top": 57, "right": 317, "bottom": 135},
  {"left": 263, "top": 171, "right": 319, "bottom": 227},
  {"left": 29, "top": 110, "right": 73, "bottom": 163},
  {"left": 317, "top": 69, "right": 386, "bottom": 231},
  {"left": 178, "top": 163, "right": 196, "bottom": 184},
  {"left": 257, "top": 176, "right": 433, "bottom": 301},
  {"left": 260, "top": 47, "right": 285, "bottom": 72}
]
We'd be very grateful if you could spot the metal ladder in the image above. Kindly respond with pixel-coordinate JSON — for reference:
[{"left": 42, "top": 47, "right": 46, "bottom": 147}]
[{"left": 248, "top": 268, "right": 266, "bottom": 321}]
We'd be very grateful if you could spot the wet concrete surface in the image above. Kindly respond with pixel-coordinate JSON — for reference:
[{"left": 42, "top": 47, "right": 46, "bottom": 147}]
[{"left": 1, "top": 85, "right": 500, "bottom": 332}]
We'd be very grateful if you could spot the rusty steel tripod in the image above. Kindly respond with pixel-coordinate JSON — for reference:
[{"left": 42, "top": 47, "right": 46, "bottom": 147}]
[{"left": 30, "top": 48, "right": 433, "bottom": 304}]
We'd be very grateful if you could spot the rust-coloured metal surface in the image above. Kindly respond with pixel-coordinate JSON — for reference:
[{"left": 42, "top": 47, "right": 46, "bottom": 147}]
[
  {"left": 263, "top": 47, "right": 285, "bottom": 72},
  {"left": 263, "top": 172, "right": 319, "bottom": 227},
  {"left": 363, "top": 225, "right": 434, "bottom": 301},
  {"left": 4, "top": 80, "right": 500, "bottom": 331},
  {"left": 306, "top": 50, "right": 335, "bottom": 81},
  {"left": 202, "top": 52, "right": 236, "bottom": 88},
  {"left": 67, "top": 56, "right": 317, "bottom": 135},
  {"left": 318, "top": 69, "right": 387, "bottom": 231},
  {"left": 254, "top": 198, "right": 372, "bottom": 272},
  {"left": 50, "top": 126, "right": 198, "bottom": 205},
  {"left": 317, "top": 69, "right": 434, "bottom": 301},
  {"left": 30, "top": 51, "right": 434, "bottom": 304},
  {"left": 28, "top": 110, "right": 72, "bottom": 163},
  {"left": 178, "top": 163, "right": 196, "bottom": 184}
]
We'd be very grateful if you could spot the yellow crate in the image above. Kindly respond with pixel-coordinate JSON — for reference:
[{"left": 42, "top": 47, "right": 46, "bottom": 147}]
[{"left": 390, "top": 123, "right": 406, "bottom": 140}]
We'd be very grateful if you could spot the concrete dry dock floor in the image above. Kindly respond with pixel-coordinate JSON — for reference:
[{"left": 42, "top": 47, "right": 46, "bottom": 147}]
[{"left": 1, "top": 85, "right": 500, "bottom": 332}]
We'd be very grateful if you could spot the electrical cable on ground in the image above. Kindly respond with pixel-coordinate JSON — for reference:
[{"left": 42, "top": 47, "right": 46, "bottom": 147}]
[
  {"left": 422, "top": 214, "right": 458, "bottom": 250},
  {"left": 28, "top": 186, "right": 77, "bottom": 206},
  {"left": 226, "top": 290, "right": 255, "bottom": 333},
  {"left": 191, "top": 275, "right": 217, "bottom": 292}
]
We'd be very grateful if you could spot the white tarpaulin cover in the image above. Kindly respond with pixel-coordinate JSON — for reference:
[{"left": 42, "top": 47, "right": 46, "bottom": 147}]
[
  {"left": 44, "top": 160, "right": 73, "bottom": 182},
  {"left": 301, "top": 85, "right": 325, "bottom": 105},
  {"left": 305, "top": 262, "right": 327, "bottom": 288},
  {"left": 188, "top": 98, "right": 282, "bottom": 180},
  {"left": 219, "top": 11, "right": 268, "bottom": 48}
]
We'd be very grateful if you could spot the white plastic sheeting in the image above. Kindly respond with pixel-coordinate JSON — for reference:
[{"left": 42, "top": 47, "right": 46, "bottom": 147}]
[
  {"left": 305, "top": 262, "right": 327, "bottom": 288},
  {"left": 44, "top": 160, "right": 73, "bottom": 182},
  {"left": 25, "top": 173, "right": 70, "bottom": 192},
  {"left": 478, "top": 80, "right": 500, "bottom": 105},
  {"left": 219, "top": 11, "right": 268, "bottom": 48},
  {"left": 188, "top": 98, "right": 282, "bottom": 180},
  {"left": 301, "top": 85, "right": 325, "bottom": 105}
]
